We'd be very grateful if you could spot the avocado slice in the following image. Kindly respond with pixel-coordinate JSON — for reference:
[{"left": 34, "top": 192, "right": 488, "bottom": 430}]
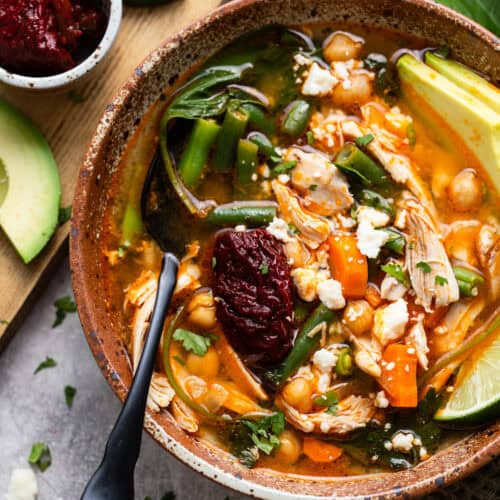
[
  {"left": 0, "top": 98, "right": 61, "bottom": 263},
  {"left": 425, "top": 52, "right": 500, "bottom": 115},
  {"left": 397, "top": 54, "right": 500, "bottom": 188}
]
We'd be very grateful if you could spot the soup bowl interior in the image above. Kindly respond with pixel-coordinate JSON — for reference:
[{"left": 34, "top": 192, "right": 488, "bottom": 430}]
[{"left": 70, "top": 0, "right": 500, "bottom": 498}]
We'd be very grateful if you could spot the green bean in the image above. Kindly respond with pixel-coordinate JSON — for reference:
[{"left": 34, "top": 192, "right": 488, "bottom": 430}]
[
  {"left": 380, "top": 227, "right": 406, "bottom": 255},
  {"left": 453, "top": 267, "right": 484, "bottom": 297},
  {"left": 236, "top": 139, "right": 259, "bottom": 184},
  {"left": 335, "top": 144, "right": 390, "bottom": 186},
  {"left": 357, "top": 189, "right": 395, "bottom": 216},
  {"left": 294, "top": 299, "right": 313, "bottom": 324},
  {"left": 178, "top": 118, "right": 221, "bottom": 188},
  {"left": 120, "top": 203, "right": 143, "bottom": 249},
  {"left": 213, "top": 104, "right": 250, "bottom": 172},
  {"left": 205, "top": 202, "right": 276, "bottom": 227},
  {"left": 336, "top": 348, "right": 353, "bottom": 377},
  {"left": 241, "top": 103, "right": 276, "bottom": 135},
  {"left": 266, "top": 304, "right": 336, "bottom": 387},
  {"left": 281, "top": 100, "right": 311, "bottom": 138},
  {"left": 247, "top": 131, "right": 276, "bottom": 157}
]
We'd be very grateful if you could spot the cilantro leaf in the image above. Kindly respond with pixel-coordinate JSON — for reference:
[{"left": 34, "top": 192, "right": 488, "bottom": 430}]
[
  {"left": 355, "top": 134, "right": 374, "bottom": 147},
  {"left": 53, "top": 296, "right": 77, "bottom": 327},
  {"left": 259, "top": 264, "right": 269, "bottom": 275},
  {"left": 309, "top": 184, "right": 318, "bottom": 191},
  {"left": 381, "top": 263, "right": 409, "bottom": 286},
  {"left": 211, "top": 256, "right": 217, "bottom": 269},
  {"left": 28, "top": 442, "right": 51, "bottom": 472},
  {"left": 65, "top": 385, "right": 77, "bottom": 408},
  {"left": 435, "top": 275, "right": 448, "bottom": 286},
  {"left": 173, "top": 328, "right": 213, "bottom": 356},
  {"left": 313, "top": 391, "right": 339, "bottom": 414},
  {"left": 306, "top": 130, "right": 314, "bottom": 145},
  {"left": 34, "top": 357, "right": 57, "bottom": 374},
  {"left": 416, "top": 261, "right": 431, "bottom": 273},
  {"left": 58, "top": 206, "right": 72, "bottom": 225}
]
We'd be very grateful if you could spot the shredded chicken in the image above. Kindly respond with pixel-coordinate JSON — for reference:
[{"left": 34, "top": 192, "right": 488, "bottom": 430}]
[
  {"left": 148, "top": 372, "right": 175, "bottom": 412},
  {"left": 171, "top": 396, "right": 199, "bottom": 433},
  {"left": 350, "top": 334, "right": 382, "bottom": 377},
  {"left": 406, "top": 320, "right": 429, "bottom": 370},
  {"left": 272, "top": 181, "right": 331, "bottom": 249},
  {"left": 286, "top": 147, "right": 353, "bottom": 215},
  {"left": 398, "top": 193, "right": 459, "bottom": 311},
  {"left": 477, "top": 224, "right": 500, "bottom": 300},
  {"left": 277, "top": 394, "right": 376, "bottom": 434}
]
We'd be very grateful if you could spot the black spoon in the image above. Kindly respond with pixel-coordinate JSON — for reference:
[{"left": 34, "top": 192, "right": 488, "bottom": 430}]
[{"left": 81, "top": 151, "right": 180, "bottom": 500}]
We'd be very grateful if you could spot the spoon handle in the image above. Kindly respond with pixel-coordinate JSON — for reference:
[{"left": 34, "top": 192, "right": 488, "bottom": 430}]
[{"left": 81, "top": 252, "right": 179, "bottom": 500}]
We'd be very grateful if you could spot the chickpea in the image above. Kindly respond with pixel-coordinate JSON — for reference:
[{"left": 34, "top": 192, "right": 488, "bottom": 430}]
[
  {"left": 274, "top": 430, "right": 302, "bottom": 465},
  {"left": 323, "top": 31, "right": 363, "bottom": 63},
  {"left": 187, "top": 291, "right": 217, "bottom": 329},
  {"left": 447, "top": 169, "right": 483, "bottom": 212},
  {"left": 186, "top": 346, "right": 220, "bottom": 379},
  {"left": 332, "top": 72, "right": 373, "bottom": 109},
  {"left": 282, "top": 377, "right": 313, "bottom": 413},
  {"left": 342, "top": 300, "right": 374, "bottom": 336}
]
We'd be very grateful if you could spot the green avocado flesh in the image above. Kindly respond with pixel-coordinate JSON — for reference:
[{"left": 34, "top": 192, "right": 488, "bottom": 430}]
[
  {"left": 397, "top": 54, "right": 500, "bottom": 189},
  {"left": 0, "top": 98, "right": 61, "bottom": 263}
]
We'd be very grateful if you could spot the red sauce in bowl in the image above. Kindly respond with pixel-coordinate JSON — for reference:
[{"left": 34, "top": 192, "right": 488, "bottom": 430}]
[{"left": 0, "top": 0, "right": 106, "bottom": 76}]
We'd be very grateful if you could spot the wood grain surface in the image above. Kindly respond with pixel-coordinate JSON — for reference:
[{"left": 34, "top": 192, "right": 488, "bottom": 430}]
[{"left": 0, "top": 0, "right": 222, "bottom": 350}]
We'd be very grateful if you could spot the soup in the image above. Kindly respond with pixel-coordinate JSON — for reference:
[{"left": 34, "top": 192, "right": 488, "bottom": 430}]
[{"left": 101, "top": 24, "right": 500, "bottom": 476}]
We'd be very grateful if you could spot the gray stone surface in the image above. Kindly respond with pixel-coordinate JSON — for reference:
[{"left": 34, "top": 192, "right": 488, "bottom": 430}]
[{"left": 0, "top": 259, "right": 247, "bottom": 500}]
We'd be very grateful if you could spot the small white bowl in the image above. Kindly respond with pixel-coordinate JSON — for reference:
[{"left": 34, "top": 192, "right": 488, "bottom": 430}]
[{"left": 0, "top": 0, "right": 122, "bottom": 91}]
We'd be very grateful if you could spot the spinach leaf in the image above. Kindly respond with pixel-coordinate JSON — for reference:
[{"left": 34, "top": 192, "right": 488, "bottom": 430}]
[
  {"left": 436, "top": 0, "right": 500, "bottom": 36},
  {"left": 53, "top": 296, "right": 77, "bottom": 327},
  {"left": 65, "top": 385, "right": 77, "bottom": 408}
]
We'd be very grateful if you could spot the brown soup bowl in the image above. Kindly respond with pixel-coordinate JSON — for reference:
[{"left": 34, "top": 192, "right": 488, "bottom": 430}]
[{"left": 70, "top": 0, "right": 500, "bottom": 497}]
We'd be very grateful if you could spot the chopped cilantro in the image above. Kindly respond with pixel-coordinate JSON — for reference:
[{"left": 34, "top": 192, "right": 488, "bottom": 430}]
[
  {"left": 53, "top": 296, "right": 77, "bottom": 327},
  {"left": 271, "top": 160, "right": 297, "bottom": 177},
  {"left": 28, "top": 442, "right": 51, "bottom": 472},
  {"left": 306, "top": 130, "right": 314, "bottom": 145},
  {"left": 416, "top": 261, "right": 431, "bottom": 273},
  {"left": 34, "top": 357, "right": 57, "bottom": 374},
  {"left": 309, "top": 184, "right": 318, "bottom": 191},
  {"left": 173, "top": 328, "right": 213, "bottom": 356},
  {"left": 313, "top": 391, "right": 338, "bottom": 414},
  {"left": 259, "top": 264, "right": 269, "bottom": 275},
  {"left": 64, "top": 385, "right": 77, "bottom": 408},
  {"left": 58, "top": 205, "right": 72, "bottom": 225},
  {"left": 406, "top": 123, "right": 416, "bottom": 146},
  {"left": 381, "top": 262, "right": 408, "bottom": 286},
  {"left": 355, "top": 134, "right": 374, "bottom": 147},
  {"left": 211, "top": 256, "right": 217, "bottom": 269},
  {"left": 288, "top": 223, "right": 299, "bottom": 234},
  {"left": 435, "top": 275, "right": 448, "bottom": 286}
]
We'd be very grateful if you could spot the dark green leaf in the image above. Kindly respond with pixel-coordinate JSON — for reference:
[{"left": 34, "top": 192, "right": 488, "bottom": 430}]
[
  {"left": 436, "top": 1, "right": 500, "bottom": 37},
  {"left": 363, "top": 53, "right": 387, "bottom": 71},
  {"left": 374, "top": 65, "right": 400, "bottom": 104},
  {"left": 381, "top": 263, "right": 409, "bottom": 286},
  {"left": 355, "top": 134, "right": 375, "bottom": 147},
  {"left": 288, "top": 223, "right": 299, "bottom": 234},
  {"left": 34, "top": 357, "right": 57, "bottom": 374},
  {"left": 356, "top": 189, "right": 395, "bottom": 216},
  {"left": 259, "top": 264, "right": 269, "bottom": 275},
  {"left": 309, "top": 184, "right": 318, "bottom": 191},
  {"left": 53, "top": 296, "right": 77, "bottom": 327},
  {"left": 306, "top": 130, "right": 314, "bottom": 145},
  {"left": 417, "top": 388, "right": 444, "bottom": 423},
  {"left": 271, "top": 160, "right": 297, "bottom": 177},
  {"left": 432, "top": 45, "right": 451, "bottom": 58},
  {"left": 313, "top": 391, "right": 339, "bottom": 414},
  {"left": 211, "top": 256, "right": 217, "bottom": 269},
  {"left": 64, "top": 385, "right": 77, "bottom": 408},
  {"left": 173, "top": 328, "right": 213, "bottom": 356},
  {"left": 28, "top": 442, "right": 51, "bottom": 472},
  {"left": 58, "top": 206, "right": 72, "bottom": 225},
  {"left": 435, "top": 275, "right": 448, "bottom": 286},
  {"left": 416, "top": 261, "right": 431, "bottom": 273}
]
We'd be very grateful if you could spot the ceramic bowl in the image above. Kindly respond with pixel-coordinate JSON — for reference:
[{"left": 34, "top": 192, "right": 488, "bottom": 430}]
[
  {"left": 70, "top": 0, "right": 500, "bottom": 498},
  {"left": 0, "top": 0, "right": 122, "bottom": 91}
]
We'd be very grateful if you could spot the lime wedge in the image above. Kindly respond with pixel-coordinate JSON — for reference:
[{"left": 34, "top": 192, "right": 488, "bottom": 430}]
[{"left": 435, "top": 329, "right": 500, "bottom": 423}]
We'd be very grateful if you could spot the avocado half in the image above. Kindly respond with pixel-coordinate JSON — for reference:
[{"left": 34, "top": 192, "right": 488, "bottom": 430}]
[
  {"left": 397, "top": 54, "right": 500, "bottom": 189},
  {"left": 0, "top": 98, "right": 61, "bottom": 263}
]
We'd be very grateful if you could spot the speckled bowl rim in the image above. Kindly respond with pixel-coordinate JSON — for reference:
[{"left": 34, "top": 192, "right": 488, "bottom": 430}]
[
  {"left": 0, "top": 0, "right": 122, "bottom": 90},
  {"left": 70, "top": 0, "right": 500, "bottom": 498}
]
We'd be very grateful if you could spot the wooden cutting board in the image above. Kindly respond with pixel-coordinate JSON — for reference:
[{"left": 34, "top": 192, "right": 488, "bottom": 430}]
[{"left": 0, "top": 0, "right": 223, "bottom": 351}]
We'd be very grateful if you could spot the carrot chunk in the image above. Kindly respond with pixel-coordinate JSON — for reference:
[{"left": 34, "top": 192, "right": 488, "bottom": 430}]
[
  {"left": 328, "top": 234, "right": 368, "bottom": 298},
  {"left": 378, "top": 343, "right": 418, "bottom": 407},
  {"left": 303, "top": 437, "right": 343, "bottom": 463}
]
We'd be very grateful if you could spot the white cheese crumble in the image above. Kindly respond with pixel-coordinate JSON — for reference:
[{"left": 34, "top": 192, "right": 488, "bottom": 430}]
[
  {"left": 267, "top": 217, "right": 293, "bottom": 243},
  {"left": 356, "top": 219, "right": 390, "bottom": 258},
  {"left": 277, "top": 174, "right": 290, "bottom": 184},
  {"left": 381, "top": 274, "right": 408, "bottom": 301},
  {"left": 357, "top": 206, "right": 390, "bottom": 228},
  {"left": 391, "top": 431, "right": 415, "bottom": 453},
  {"left": 6, "top": 468, "right": 38, "bottom": 500},
  {"left": 317, "top": 279, "right": 346, "bottom": 310},
  {"left": 374, "top": 390, "right": 390, "bottom": 408},
  {"left": 373, "top": 298, "right": 409, "bottom": 346},
  {"left": 312, "top": 348, "right": 338, "bottom": 373},
  {"left": 291, "top": 268, "right": 319, "bottom": 302},
  {"left": 302, "top": 63, "right": 338, "bottom": 96},
  {"left": 234, "top": 225, "right": 247, "bottom": 232},
  {"left": 294, "top": 53, "right": 312, "bottom": 67}
]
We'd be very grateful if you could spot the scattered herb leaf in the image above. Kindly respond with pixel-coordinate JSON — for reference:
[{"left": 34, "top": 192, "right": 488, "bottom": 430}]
[
  {"left": 58, "top": 206, "right": 72, "bottom": 225},
  {"left": 288, "top": 223, "right": 299, "bottom": 234},
  {"left": 173, "top": 328, "right": 213, "bottom": 356},
  {"left": 53, "top": 296, "right": 77, "bottom": 327},
  {"left": 259, "top": 264, "right": 269, "bottom": 275},
  {"left": 64, "top": 385, "right": 77, "bottom": 408},
  {"left": 34, "top": 357, "right": 57, "bottom": 374},
  {"left": 355, "top": 134, "right": 374, "bottom": 147},
  {"left": 381, "top": 263, "right": 409, "bottom": 286},
  {"left": 313, "top": 391, "right": 338, "bottom": 414},
  {"left": 363, "top": 53, "right": 387, "bottom": 71},
  {"left": 432, "top": 44, "right": 451, "bottom": 58},
  {"left": 406, "top": 123, "right": 416, "bottom": 146},
  {"left": 306, "top": 130, "right": 314, "bottom": 145},
  {"left": 374, "top": 65, "right": 400, "bottom": 104},
  {"left": 28, "top": 442, "right": 51, "bottom": 472},
  {"left": 435, "top": 275, "right": 448, "bottom": 286},
  {"left": 271, "top": 160, "right": 297, "bottom": 177},
  {"left": 416, "top": 261, "right": 431, "bottom": 273},
  {"left": 211, "top": 256, "right": 217, "bottom": 269},
  {"left": 309, "top": 183, "right": 318, "bottom": 191}
]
